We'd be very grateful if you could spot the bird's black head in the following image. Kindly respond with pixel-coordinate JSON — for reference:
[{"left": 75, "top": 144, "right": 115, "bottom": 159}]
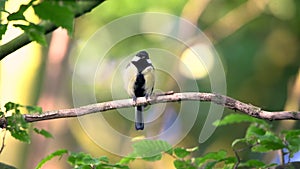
[{"left": 136, "top": 51, "right": 149, "bottom": 59}]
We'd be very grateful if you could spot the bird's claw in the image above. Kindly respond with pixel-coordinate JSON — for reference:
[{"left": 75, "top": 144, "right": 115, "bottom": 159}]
[
  {"left": 133, "top": 97, "right": 137, "bottom": 106},
  {"left": 145, "top": 94, "right": 152, "bottom": 105}
]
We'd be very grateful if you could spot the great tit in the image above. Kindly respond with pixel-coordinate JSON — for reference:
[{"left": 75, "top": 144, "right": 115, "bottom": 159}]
[{"left": 124, "top": 51, "right": 155, "bottom": 130}]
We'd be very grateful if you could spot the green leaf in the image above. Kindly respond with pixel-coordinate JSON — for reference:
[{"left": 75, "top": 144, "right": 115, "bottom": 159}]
[
  {"left": 282, "top": 129, "right": 300, "bottom": 158},
  {"left": 68, "top": 152, "right": 96, "bottom": 166},
  {"left": 245, "top": 124, "right": 267, "bottom": 145},
  {"left": 232, "top": 138, "right": 247, "bottom": 147},
  {"left": 239, "top": 159, "right": 265, "bottom": 168},
  {"left": 7, "top": 3, "right": 31, "bottom": 21},
  {"left": 260, "top": 132, "right": 285, "bottom": 149},
  {"left": 68, "top": 152, "right": 107, "bottom": 166},
  {"left": 174, "top": 147, "right": 191, "bottom": 158},
  {"left": 223, "top": 157, "right": 237, "bottom": 164},
  {"left": 120, "top": 140, "right": 172, "bottom": 163},
  {"left": 33, "top": 1, "right": 74, "bottom": 35},
  {"left": 0, "top": 0, "right": 5, "bottom": 11},
  {"left": 130, "top": 140, "right": 172, "bottom": 160},
  {"left": 33, "top": 128, "right": 53, "bottom": 138},
  {"left": 0, "top": 24, "right": 8, "bottom": 40},
  {"left": 118, "top": 156, "right": 135, "bottom": 165},
  {"left": 14, "top": 23, "right": 46, "bottom": 45},
  {"left": 68, "top": 152, "right": 128, "bottom": 168},
  {"left": 246, "top": 125, "right": 266, "bottom": 138},
  {"left": 142, "top": 154, "right": 162, "bottom": 161},
  {"left": 173, "top": 160, "right": 196, "bottom": 169},
  {"left": 283, "top": 129, "right": 300, "bottom": 138},
  {"left": 205, "top": 161, "right": 218, "bottom": 169},
  {"left": 251, "top": 131, "right": 285, "bottom": 152},
  {"left": 68, "top": 152, "right": 92, "bottom": 166},
  {"left": 195, "top": 150, "right": 227, "bottom": 167},
  {"left": 213, "top": 114, "right": 270, "bottom": 128},
  {"left": 4, "top": 102, "right": 20, "bottom": 112},
  {"left": 6, "top": 112, "right": 30, "bottom": 143},
  {"left": 100, "top": 163, "right": 129, "bottom": 169},
  {"left": 25, "top": 105, "right": 42, "bottom": 114},
  {"left": 35, "top": 149, "right": 68, "bottom": 169}
]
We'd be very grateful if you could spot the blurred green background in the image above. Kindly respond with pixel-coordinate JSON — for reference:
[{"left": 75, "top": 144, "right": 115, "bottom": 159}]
[{"left": 1, "top": 0, "right": 300, "bottom": 168}]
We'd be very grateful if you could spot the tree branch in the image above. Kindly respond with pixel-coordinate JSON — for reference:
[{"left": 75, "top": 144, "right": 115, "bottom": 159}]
[
  {"left": 23, "top": 92, "right": 300, "bottom": 123},
  {"left": 0, "top": 1, "right": 105, "bottom": 60}
]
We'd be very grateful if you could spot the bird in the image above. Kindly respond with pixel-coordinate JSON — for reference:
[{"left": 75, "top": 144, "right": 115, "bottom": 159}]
[{"left": 123, "top": 51, "right": 155, "bottom": 130}]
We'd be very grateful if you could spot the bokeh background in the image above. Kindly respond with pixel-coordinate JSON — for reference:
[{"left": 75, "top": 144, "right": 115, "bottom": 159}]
[{"left": 1, "top": 0, "right": 300, "bottom": 168}]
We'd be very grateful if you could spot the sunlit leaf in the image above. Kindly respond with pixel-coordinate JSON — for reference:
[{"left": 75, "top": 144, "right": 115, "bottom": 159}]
[
  {"left": 0, "top": 0, "right": 5, "bottom": 11},
  {"left": 14, "top": 23, "right": 46, "bottom": 45},
  {"left": 7, "top": 3, "right": 31, "bottom": 21},
  {"left": 223, "top": 157, "right": 237, "bottom": 164},
  {"left": 130, "top": 139, "right": 172, "bottom": 161},
  {"left": 282, "top": 129, "right": 300, "bottom": 158},
  {"left": 0, "top": 24, "right": 7, "bottom": 40},
  {"left": 173, "top": 160, "right": 196, "bottom": 169},
  {"left": 33, "top": 1, "right": 74, "bottom": 35},
  {"left": 68, "top": 152, "right": 97, "bottom": 166},
  {"left": 205, "top": 161, "right": 218, "bottom": 169},
  {"left": 118, "top": 156, "right": 135, "bottom": 165},
  {"left": 33, "top": 128, "right": 53, "bottom": 138},
  {"left": 35, "top": 149, "right": 68, "bottom": 169},
  {"left": 195, "top": 150, "right": 227, "bottom": 167},
  {"left": 174, "top": 147, "right": 191, "bottom": 158},
  {"left": 142, "top": 154, "right": 162, "bottom": 161},
  {"left": 68, "top": 152, "right": 128, "bottom": 168},
  {"left": 251, "top": 131, "right": 285, "bottom": 152},
  {"left": 246, "top": 125, "right": 266, "bottom": 138},
  {"left": 231, "top": 138, "right": 247, "bottom": 147},
  {"left": 25, "top": 105, "right": 42, "bottom": 114},
  {"left": 4, "top": 102, "right": 20, "bottom": 112},
  {"left": 5, "top": 109, "right": 30, "bottom": 143},
  {"left": 239, "top": 159, "right": 266, "bottom": 168},
  {"left": 213, "top": 114, "right": 270, "bottom": 128}
]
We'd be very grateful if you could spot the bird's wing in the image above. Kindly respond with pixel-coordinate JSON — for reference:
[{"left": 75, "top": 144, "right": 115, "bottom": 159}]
[
  {"left": 142, "top": 66, "right": 155, "bottom": 95},
  {"left": 123, "top": 62, "right": 138, "bottom": 97}
]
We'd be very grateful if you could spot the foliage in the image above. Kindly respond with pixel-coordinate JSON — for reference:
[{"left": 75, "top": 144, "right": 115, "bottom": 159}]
[
  {"left": 36, "top": 149, "right": 129, "bottom": 169},
  {"left": 1, "top": 101, "right": 300, "bottom": 168},
  {"left": 35, "top": 149, "right": 68, "bottom": 169},
  {"left": 120, "top": 139, "right": 173, "bottom": 164},
  {"left": 0, "top": 102, "right": 48, "bottom": 143},
  {"left": 216, "top": 114, "right": 300, "bottom": 167},
  {"left": 0, "top": 0, "right": 78, "bottom": 43},
  {"left": 68, "top": 152, "right": 128, "bottom": 169}
]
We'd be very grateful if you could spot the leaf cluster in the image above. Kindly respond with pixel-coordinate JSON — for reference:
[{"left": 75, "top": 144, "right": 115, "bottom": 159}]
[
  {"left": 36, "top": 150, "right": 128, "bottom": 169},
  {"left": 216, "top": 114, "right": 300, "bottom": 163},
  {"left": 1, "top": 102, "right": 50, "bottom": 143},
  {"left": 1, "top": 101, "right": 300, "bottom": 169},
  {"left": 119, "top": 140, "right": 236, "bottom": 169},
  {"left": 0, "top": 0, "right": 77, "bottom": 44}
]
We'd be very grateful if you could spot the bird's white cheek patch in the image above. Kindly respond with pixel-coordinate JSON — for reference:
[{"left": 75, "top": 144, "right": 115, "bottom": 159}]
[
  {"left": 131, "top": 56, "right": 140, "bottom": 62},
  {"left": 146, "top": 59, "right": 152, "bottom": 64}
]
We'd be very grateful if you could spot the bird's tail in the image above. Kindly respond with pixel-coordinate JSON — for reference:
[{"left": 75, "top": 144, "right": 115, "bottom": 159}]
[{"left": 135, "top": 106, "right": 144, "bottom": 130}]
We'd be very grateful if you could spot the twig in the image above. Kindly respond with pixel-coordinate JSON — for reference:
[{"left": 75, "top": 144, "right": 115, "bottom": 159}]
[
  {"left": 20, "top": 92, "right": 300, "bottom": 123},
  {"left": 232, "top": 142, "right": 263, "bottom": 168},
  {"left": 233, "top": 148, "right": 240, "bottom": 169},
  {"left": 280, "top": 149, "right": 285, "bottom": 165},
  {"left": 0, "top": 1, "right": 105, "bottom": 60},
  {"left": 0, "top": 130, "right": 7, "bottom": 154}
]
